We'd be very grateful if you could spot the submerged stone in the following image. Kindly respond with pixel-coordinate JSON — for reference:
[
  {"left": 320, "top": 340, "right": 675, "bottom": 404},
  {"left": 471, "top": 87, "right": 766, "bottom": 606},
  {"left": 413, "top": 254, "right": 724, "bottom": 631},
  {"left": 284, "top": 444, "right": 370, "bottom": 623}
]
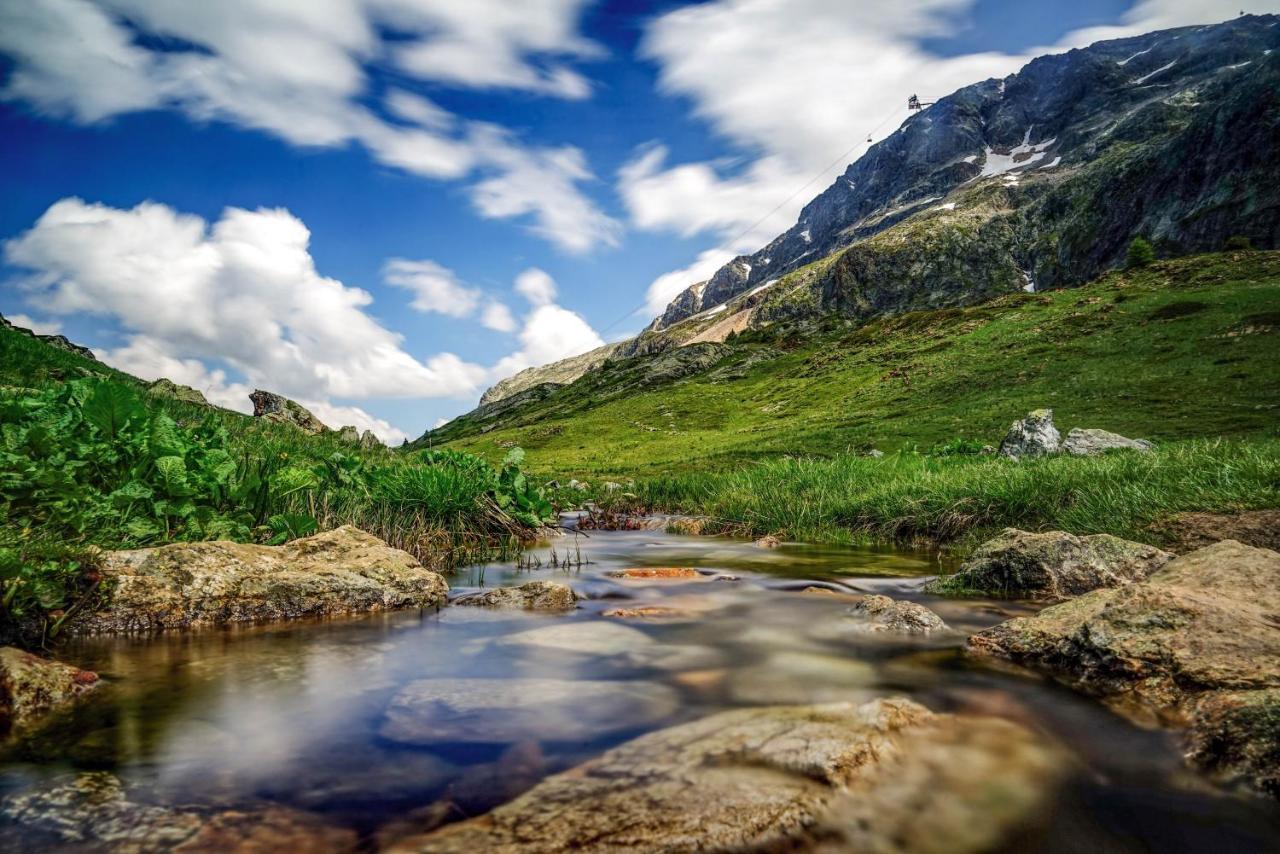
[
  {"left": 606, "top": 567, "right": 704, "bottom": 580},
  {"left": 380, "top": 677, "right": 679, "bottom": 745},
  {"left": 81, "top": 525, "right": 448, "bottom": 633},
  {"left": 844, "top": 594, "right": 950, "bottom": 634},
  {"left": 0, "top": 647, "right": 98, "bottom": 734},
  {"left": 386, "top": 698, "right": 1064, "bottom": 853},
  {"left": 453, "top": 581, "right": 578, "bottom": 611}
]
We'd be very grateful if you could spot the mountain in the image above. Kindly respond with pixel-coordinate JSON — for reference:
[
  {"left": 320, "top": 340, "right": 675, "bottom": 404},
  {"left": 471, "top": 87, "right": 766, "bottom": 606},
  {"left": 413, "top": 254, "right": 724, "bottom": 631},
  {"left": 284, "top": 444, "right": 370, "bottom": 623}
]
[{"left": 446, "top": 13, "right": 1279, "bottom": 428}]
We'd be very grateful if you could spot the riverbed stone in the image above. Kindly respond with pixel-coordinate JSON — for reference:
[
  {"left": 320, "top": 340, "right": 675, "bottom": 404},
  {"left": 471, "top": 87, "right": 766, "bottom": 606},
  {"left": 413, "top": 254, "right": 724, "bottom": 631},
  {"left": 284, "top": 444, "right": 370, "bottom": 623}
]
[
  {"left": 968, "top": 540, "right": 1280, "bottom": 797},
  {"left": 844, "top": 594, "right": 950, "bottom": 634},
  {"left": 81, "top": 525, "right": 448, "bottom": 633},
  {"left": 386, "top": 698, "right": 1064, "bottom": 853},
  {"left": 1062, "top": 427, "right": 1153, "bottom": 455},
  {"left": 380, "top": 677, "right": 679, "bottom": 745},
  {"left": 453, "top": 581, "right": 578, "bottom": 611},
  {"left": 925, "top": 528, "right": 1173, "bottom": 600},
  {"left": 0, "top": 771, "right": 357, "bottom": 851},
  {"left": 0, "top": 647, "right": 98, "bottom": 734},
  {"left": 606, "top": 567, "right": 704, "bottom": 580},
  {"left": 485, "top": 620, "right": 722, "bottom": 671},
  {"left": 998, "top": 408, "right": 1060, "bottom": 459}
]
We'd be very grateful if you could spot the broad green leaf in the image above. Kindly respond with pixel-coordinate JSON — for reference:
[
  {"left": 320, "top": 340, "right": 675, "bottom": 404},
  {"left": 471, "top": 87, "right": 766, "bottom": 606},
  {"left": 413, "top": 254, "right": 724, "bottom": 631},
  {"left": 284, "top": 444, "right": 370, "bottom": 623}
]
[
  {"left": 154, "top": 455, "right": 191, "bottom": 497},
  {"left": 82, "top": 382, "right": 143, "bottom": 440}
]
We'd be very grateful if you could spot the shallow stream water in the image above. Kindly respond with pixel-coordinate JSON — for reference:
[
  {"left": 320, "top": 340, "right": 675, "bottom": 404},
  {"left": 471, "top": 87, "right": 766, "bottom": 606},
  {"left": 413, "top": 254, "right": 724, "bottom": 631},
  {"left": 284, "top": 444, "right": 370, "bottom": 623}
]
[{"left": 2, "top": 520, "right": 1277, "bottom": 850}]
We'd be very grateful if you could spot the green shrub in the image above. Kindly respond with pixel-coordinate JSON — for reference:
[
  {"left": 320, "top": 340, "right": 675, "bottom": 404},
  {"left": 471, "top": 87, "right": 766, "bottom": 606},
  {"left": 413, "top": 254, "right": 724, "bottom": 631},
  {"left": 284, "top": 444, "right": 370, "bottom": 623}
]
[
  {"left": 1126, "top": 236, "right": 1156, "bottom": 269},
  {"left": 1225, "top": 235, "right": 1254, "bottom": 251}
]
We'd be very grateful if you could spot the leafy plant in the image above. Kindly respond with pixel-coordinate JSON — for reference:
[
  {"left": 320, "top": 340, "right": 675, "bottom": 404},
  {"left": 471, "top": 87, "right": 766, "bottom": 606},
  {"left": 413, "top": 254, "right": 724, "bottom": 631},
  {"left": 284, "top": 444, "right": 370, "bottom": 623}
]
[{"left": 1126, "top": 236, "right": 1155, "bottom": 269}]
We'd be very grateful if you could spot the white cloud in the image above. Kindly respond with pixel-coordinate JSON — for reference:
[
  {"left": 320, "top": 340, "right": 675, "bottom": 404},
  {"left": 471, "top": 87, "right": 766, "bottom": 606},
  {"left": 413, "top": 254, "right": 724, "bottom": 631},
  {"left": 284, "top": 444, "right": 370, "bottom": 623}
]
[
  {"left": 641, "top": 248, "right": 738, "bottom": 316},
  {"left": 0, "top": 0, "right": 619, "bottom": 253},
  {"left": 626, "top": 0, "right": 1263, "bottom": 311},
  {"left": 490, "top": 268, "right": 604, "bottom": 380},
  {"left": 4, "top": 313, "right": 63, "bottom": 336},
  {"left": 5, "top": 197, "right": 494, "bottom": 441},
  {"left": 383, "top": 258, "right": 482, "bottom": 319},
  {"left": 481, "top": 301, "right": 518, "bottom": 333}
]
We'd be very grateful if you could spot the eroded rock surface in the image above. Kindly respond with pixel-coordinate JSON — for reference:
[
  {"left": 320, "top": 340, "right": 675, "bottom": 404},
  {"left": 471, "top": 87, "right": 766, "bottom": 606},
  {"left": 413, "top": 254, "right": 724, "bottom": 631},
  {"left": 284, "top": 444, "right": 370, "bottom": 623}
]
[
  {"left": 0, "top": 772, "right": 356, "bottom": 852},
  {"left": 249, "top": 389, "right": 328, "bottom": 433},
  {"left": 845, "top": 594, "right": 949, "bottom": 634},
  {"left": 1151, "top": 510, "right": 1280, "bottom": 554},
  {"left": 82, "top": 526, "right": 448, "bottom": 633},
  {"left": 380, "top": 678, "right": 679, "bottom": 745},
  {"left": 454, "top": 581, "right": 578, "bottom": 611},
  {"left": 387, "top": 698, "right": 1063, "bottom": 853},
  {"left": 1062, "top": 427, "right": 1153, "bottom": 455},
  {"left": 0, "top": 648, "right": 98, "bottom": 734},
  {"left": 998, "top": 409, "right": 1060, "bottom": 459},
  {"left": 969, "top": 540, "right": 1280, "bottom": 796},
  {"left": 926, "top": 528, "right": 1172, "bottom": 600}
]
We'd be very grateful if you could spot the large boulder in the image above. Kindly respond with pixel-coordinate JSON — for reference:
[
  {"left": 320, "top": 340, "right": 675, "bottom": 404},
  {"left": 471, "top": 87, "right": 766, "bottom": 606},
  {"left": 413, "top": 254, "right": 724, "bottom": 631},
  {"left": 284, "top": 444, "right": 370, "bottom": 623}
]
[
  {"left": 381, "top": 678, "right": 679, "bottom": 746},
  {"left": 968, "top": 541, "right": 1280, "bottom": 797},
  {"left": 0, "top": 648, "right": 98, "bottom": 734},
  {"left": 249, "top": 389, "right": 328, "bottom": 433},
  {"left": 336, "top": 425, "right": 361, "bottom": 443},
  {"left": 1062, "top": 428, "right": 1153, "bottom": 455},
  {"left": 0, "top": 771, "right": 357, "bottom": 851},
  {"left": 453, "top": 581, "right": 578, "bottom": 611},
  {"left": 385, "top": 698, "right": 1064, "bottom": 853},
  {"left": 145, "top": 378, "right": 209, "bottom": 406},
  {"left": 79, "top": 526, "right": 448, "bottom": 633},
  {"left": 359, "top": 429, "right": 383, "bottom": 450},
  {"left": 998, "top": 408, "right": 1060, "bottom": 459},
  {"left": 926, "top": 528, "right": 1173, "bottom": 600}
]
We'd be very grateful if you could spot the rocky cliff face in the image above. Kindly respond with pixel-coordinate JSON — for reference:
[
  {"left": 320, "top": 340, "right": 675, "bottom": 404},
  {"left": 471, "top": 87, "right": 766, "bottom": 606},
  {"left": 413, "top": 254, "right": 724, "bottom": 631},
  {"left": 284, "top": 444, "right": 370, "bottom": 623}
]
[{"left": 478, "top": 342, "right": 623, "bottom": 407}]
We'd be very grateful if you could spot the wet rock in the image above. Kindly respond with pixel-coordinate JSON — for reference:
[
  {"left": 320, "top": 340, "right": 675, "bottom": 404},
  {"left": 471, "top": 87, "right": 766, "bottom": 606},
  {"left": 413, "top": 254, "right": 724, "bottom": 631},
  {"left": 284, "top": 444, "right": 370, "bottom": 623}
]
[
  {"left": 1062, "top": 427, "right": 1153, "bottom": 455},
  {"left": 728, "top": 651, "right": 875, "bottom": 705},
  {"left": 753, "top": 535, "right": 781, "bottom": 549},
  {"left": 602, "top": 606, "right": 690, "bottom": 620},
  {"left": 968, "top": 541, "right": 1280, "bottom": 797},
  {"left": 998, "top": 408, "right": 1060, "bottom": 459},
  {"left": 1150, "top": 510, "right": 1280, "bottom": 554},
  {"left": 926, "top": 528, "right": 1172, "bottom": 600},
  {"left": 146, "top": 378, "right": 209, "bottom": 406},
  {"left": 454, "top": 581, "right": 578, "bottom": 611},
  {"left": 0, "top": 647, "right": 98, "bottom": 734},
  {"left": 0, "top": 771, "right": 357, "bottom": 852},
  {"left": 606, "top": 567, "right": 703, "bottom": 580},
  {"left": 82, "top": 525, "right": 448, "bottom": 633},
  {"left": 486, "top": 620, "right": 722, "bottom": 671},
  {"left": 844, "top": 594, "right": 949, "bottom": 634},
  {"left": 380, "top": 678, "right": 679, "bottom": 745},
  {"left": 387, "top": 698, "right": 1063, "bottom": 853},
  {"left": 249, "top": 389, "right": 328, "bottom": 433}
]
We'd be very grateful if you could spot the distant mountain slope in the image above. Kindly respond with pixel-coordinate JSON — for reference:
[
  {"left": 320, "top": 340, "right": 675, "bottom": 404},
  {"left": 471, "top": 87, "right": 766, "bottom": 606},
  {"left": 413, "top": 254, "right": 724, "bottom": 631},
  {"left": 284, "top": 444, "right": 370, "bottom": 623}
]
[
  {"left": 459, "top": 14, "right": 1279, "bottom": 423},
  {"left": 428, "top": 252, "right": 1280, "bottom": 473}
]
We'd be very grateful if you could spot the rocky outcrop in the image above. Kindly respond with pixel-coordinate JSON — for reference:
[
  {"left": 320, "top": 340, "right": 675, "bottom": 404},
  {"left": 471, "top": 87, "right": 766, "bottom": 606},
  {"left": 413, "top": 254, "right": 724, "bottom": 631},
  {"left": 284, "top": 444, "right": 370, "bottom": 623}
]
[
  {"left": 0, "top": 648, "right": 98, "bottom": 734},
  {"left": 387, "top": 698, "right": 1064, "bottom": 853},
  {"left": 453, "top": 581, "right": 578, "bottom": 611},
  {"left": 1062, "top": 428, "right": 1153, "bottom": 455},
  {"left": 1150, "top": 510, "right": 1280, "bottom": 553},
  {"left": 998, "top": 409, "right": 1061, "bottom": 459},
  {"left": 927, "top": 528, "right": 1173, "bottom": 600},
  {"left": 359, "top": 429, "right": 382, "bottom": 450},
  {"left": 80, "top": 526, "right": 448, "bottom": 633},
  {"left": 249, "top": 389, "right": 327, "bottom": 433},
  {"left": 0, "top": 772, "right": 357, "bottom": 851},
  {"left": 0, "top": 314, "right": 99, "bottom": 362},
  {"left": 845, "top": 594, "right": 949, "bottom": 634},
  {"left": 968, "top": 540, "right": 1280, "bottom": 796},
  {"left": 380, "top": 678, "right": 678, "bottom": 745},
  {"left": 479, "top": 342, "right": 624, "bottom": 406},
  {"left": 145, "top": 378, "right": 209, "bottom": 406},
  {"left": 336, "top": 425, "right": 360, "bottom": 443}
]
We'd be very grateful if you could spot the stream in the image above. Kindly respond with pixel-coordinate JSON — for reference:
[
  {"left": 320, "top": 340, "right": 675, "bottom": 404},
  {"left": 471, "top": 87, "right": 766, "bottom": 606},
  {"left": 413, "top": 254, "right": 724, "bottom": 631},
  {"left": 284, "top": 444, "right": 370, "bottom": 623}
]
[{"left": 2, "top": 520, "right": 1277, "bottom": 850}]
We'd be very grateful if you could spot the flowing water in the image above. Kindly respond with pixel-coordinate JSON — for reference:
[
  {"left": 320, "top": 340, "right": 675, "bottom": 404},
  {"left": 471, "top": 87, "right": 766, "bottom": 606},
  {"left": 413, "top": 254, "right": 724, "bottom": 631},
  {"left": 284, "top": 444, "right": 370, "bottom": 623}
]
[{"left": 2, "top": 521, "right": 1277, "bottom": 850}]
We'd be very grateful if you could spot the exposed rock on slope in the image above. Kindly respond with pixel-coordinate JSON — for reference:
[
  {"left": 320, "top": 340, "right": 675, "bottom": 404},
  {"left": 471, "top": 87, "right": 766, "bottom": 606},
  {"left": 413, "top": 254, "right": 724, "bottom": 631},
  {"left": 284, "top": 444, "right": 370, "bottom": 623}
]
[
  {"left": 0, "top": 313, "right": 98, "bottom": 362},
  {"left": 79, "top": 526, "right": 448, "bottom": 633},
  {"left": 969, "top": 540, "right": 1280, "bottom": 796},
  {"left": 478, "top": 342, "right": 624, "bottom": 406},
  {"left": 387, "top": 698, "right": 1064, "bottom": 853},
  {"left": 249, "top": 389, "right": 327, "bottom": 433},
  {"left": 927, "top": 528, "right": 1173, "bottom": 599},
  {"left": 145, "top": 378, "right": 209, "bottom": 406}
]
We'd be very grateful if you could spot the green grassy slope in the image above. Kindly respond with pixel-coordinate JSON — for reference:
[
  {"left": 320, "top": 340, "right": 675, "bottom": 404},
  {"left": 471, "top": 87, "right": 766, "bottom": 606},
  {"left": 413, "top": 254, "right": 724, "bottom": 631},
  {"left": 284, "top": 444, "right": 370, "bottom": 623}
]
[{"left": 437, "top": 252, "right": 1280, "bottom": 478}]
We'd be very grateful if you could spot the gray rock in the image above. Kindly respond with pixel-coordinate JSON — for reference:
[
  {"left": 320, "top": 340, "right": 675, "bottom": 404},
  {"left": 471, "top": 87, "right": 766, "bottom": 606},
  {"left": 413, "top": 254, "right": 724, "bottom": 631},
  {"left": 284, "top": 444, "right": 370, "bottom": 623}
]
[
  {"left": 380, "top": 678, "right": 679, "bottom": 745},
  {"left": 998, "top": 409, "right": 1061, "bottom": 459},
  {"left": 0, "top": 647, "right": 98, "bottom": 733},
  {"left": 926, "top": 528, "right": 1173, "bottom": 600},
  {"left": 359, "top": 429, "right": 383, "bottom": 450},
  {"left": 1062, "top": 427, "right": 1154, "bottom": 455},
  {"left": 844, "top": 595, "right": 949, "bottom": 634},
  {"left": 864, "top": 449, "right": 885, "bottom": 458},
  {"left": 336, "top": 425, "right": 361, "bottom": 443},
  {"left": 81, "top": 526, "right": 448, "bottom": 633},
  {"left": 145, "top": 378, "right": 208, "bottom": 406},
  {"left": 454, "top": 581, "right": 578, "bottom": 611},
  {"left": 386, "top": 698, "right": 1065, "bottom": 853},
  {"left": 249, "top": 389, "right": 329, "bottom": 433},
  {"left": 968, "top": 541, "right": 1280, "bottom": 797},
  {"left": 568, "top": 479, "right": 589, "bottom": 491},
  {"left": 602, "top": 481, "right": 623, "bottom": 491},
  {"left": 485, "top": 620, "right": 722, "bottom": 671}
]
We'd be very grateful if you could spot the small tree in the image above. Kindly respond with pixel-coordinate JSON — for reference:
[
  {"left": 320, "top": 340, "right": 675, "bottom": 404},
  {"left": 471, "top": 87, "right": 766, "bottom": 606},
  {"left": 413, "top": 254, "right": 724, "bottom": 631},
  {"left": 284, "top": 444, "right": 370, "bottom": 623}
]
[
  {"left": 1224, "top": 235, "right": 1253, "bottom": 251},
  {"left": 1126, "top": 236, "right": 1155, "bottom": 269}
]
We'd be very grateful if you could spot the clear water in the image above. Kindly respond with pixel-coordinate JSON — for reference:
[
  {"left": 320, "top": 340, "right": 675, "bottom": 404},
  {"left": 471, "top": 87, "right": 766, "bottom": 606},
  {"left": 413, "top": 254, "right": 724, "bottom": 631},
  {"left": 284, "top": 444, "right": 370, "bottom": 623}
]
[{"left": 2, "top": 521, "right": 1277, "bottom": 851}]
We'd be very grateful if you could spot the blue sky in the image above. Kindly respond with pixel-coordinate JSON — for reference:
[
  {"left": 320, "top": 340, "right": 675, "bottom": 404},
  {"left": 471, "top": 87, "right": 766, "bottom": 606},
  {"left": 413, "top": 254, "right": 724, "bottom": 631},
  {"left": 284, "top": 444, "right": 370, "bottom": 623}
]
[{"left": 0, "top": 0, "right": 1259, "bottom": 441}]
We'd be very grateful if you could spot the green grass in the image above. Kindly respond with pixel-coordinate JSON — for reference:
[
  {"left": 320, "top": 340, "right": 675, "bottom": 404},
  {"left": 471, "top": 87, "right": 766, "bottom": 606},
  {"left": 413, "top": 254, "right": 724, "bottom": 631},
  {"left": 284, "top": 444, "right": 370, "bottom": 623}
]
[{"left": 438, "top": 251, "right": 1280, "bottom": 478}]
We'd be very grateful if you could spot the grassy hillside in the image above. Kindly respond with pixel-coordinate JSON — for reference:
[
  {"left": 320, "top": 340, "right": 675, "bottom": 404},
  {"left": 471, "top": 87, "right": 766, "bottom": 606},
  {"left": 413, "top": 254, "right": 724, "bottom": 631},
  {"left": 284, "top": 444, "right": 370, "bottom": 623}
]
[{"left": 436, "top": 251, "right": 1280, "bottom": 477}]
